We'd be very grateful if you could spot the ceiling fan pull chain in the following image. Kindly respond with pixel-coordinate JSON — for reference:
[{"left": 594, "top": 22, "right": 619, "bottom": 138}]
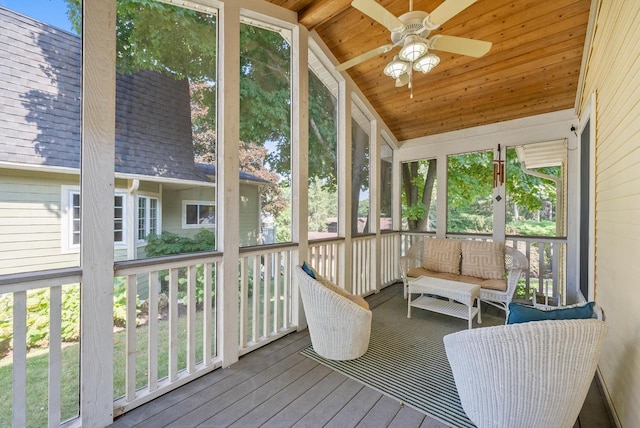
[{"left": 409, "top": 66, "right": 414, "bottom": 99}]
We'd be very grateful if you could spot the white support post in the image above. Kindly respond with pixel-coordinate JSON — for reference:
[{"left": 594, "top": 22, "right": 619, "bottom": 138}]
[
  {"left": 436, "top": 154, "right": 448, "bottom": 238},
  {"left": 291, "top": 24, "right": 309, "bottom": 330},
  {"left": 370, "top": 120, "right": 381, "bottom": 292},
  {"left": 217, "top": 1, "right": 240, "bottom": 368},
  {"left": 338, "top": 81, "right": 353, "bottom": 292},
  {"left": 80, "top": 0, "right": 116, "bottom": 425}
]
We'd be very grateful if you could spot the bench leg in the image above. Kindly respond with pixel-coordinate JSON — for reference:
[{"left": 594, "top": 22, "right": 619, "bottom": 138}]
[{"left": 476, "top": 297, "right": 482, "bottom": 324}]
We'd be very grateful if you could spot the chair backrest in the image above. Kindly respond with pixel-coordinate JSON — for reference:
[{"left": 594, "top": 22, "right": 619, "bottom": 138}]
[
  {"left": 295, "top": 266, "right": 372, "bottom": 360},
  {"left": 444, "top": 319, "right": 608, "bottom": 428}
]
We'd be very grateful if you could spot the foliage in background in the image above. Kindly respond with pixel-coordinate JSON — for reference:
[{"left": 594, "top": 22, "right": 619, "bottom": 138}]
[
  {"left": 402, "top": 159, "right": 437, "bottom": 231},
  {"left": 145, "top": 229, "right": 215, "bottom": 257},
  {"left": 403, "top": 148, "right": 561, "bottom": 235},
  {"left": 0, "top": 285, "right": 82, "bottom": 349}
]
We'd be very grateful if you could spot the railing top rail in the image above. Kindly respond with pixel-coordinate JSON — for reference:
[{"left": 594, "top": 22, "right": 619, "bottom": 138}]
[
  {"left": 0, "top": 267, "right": 82, "bottom": 293},
  {"left": 351, "top": 233, "right": 377, "bottom": 240},
  {"left": 380, "top": 230, "right": 400, "bottom": 235},
  {"left": 239, "top": 242, "right": 298, "bottom": 257},
  {"left": 400, "top": 231, "right": 436, "bottom": 237},
  {"left": 308, "top": 236, "right": 346, "bottom": 245},
  {"left": 506, "top": 235, "right": 568, "bottom": 243},
  {"left": 114, "top": 251, "right": 223, "bottom": 276}
]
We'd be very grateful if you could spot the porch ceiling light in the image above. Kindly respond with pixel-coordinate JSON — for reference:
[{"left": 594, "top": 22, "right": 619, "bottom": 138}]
[
  {"left": 384, "top": 56, "right": 409, "bottom": 79},
  {"left": 398, "top": 36, "right": 428, "bottom": 62},
  {"left": 413, "top": 53, "right": 440, "bottom": 73}
]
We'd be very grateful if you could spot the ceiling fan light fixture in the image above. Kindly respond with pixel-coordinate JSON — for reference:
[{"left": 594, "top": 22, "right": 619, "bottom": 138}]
[
  {"left": 398, "top": 36, "right": 428, "bottom": 62},
  {"left": 384, "top": 57, "right": 409, "bottom": 79},
  {"left": 413, "top": 53, "right": 440, "bottom": 73}
]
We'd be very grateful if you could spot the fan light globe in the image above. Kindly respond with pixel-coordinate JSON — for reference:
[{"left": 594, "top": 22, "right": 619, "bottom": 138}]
[
  {"left": 413, "top": 53, "right": 440, "bottom": 73},
  {"left": 398, "top": 36, "right": 428, "bottom": 62},
  {"left": 384, "top": 58, "right": 409, "bottom": 79}
]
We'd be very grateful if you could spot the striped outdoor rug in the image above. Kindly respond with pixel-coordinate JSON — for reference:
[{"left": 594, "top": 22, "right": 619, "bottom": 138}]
[{"left": 301, "top": 295, "right": 504, "bottom": 428}]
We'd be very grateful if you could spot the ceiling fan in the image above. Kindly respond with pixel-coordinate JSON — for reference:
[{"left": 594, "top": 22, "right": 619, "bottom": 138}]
[{"left": 336, "top": 0, "right": 491, "bottom": 94}]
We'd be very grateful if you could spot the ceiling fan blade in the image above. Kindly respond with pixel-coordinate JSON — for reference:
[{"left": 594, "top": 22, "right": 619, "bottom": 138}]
[
  {"left": 429, "top": 34, "right": 491, "bottom": 58},
  {"left": 352, "top": 0, "right": 405, "bottom": 32},
  {"left": 335, "top": 44, "right": 395, "bottom": 71},
  {"left": 428, "top": 0, "right": 477, "bottom": 27},
  {"left": 395, "top": 73, "right": 410, "bottom": 87}
]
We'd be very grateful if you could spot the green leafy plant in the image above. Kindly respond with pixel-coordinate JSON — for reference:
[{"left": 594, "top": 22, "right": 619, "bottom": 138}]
[
  {"left": 145, "top": 229, "right": 216, "bottom": 306},
  {"left": 0, "top": 285, "right": 82, "bottom": 349}
]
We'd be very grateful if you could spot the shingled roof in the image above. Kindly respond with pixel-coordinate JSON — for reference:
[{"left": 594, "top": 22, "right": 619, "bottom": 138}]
[{"left": 0, "top": 6, "right": 218, "bottom": 183}]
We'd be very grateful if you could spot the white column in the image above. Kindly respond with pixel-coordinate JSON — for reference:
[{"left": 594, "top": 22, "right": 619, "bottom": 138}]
[
  {"left": 369, "top": 120, "right": 380, "bottom": 292},
  {"left": 291, "top": 24, "right": 309, "bottom": 330},
  {"left": 80, "top": 0, "right": 116, "bottom": 425},
  {"left": 217, "top": 1, "right": 240, "bottom": 368},
  {"left": 338, "top": 81, "right": 353, "bottom": 292},
  {"left": 436, "top": 154, "right": 448, "bottom": 238}
]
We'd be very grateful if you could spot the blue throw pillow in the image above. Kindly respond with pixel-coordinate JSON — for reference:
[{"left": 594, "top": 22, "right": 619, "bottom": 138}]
[
  {"left": 507, "top": 301, "right": 595, "bottom": 325},
  {"left": 301, "top": 261, "right": 316, "bottom": 279}
]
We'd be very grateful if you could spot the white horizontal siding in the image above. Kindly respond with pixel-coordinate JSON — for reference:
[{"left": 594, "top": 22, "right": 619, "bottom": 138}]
[{"left": 580, "top": 2, "right": 640, "bottom": 426}]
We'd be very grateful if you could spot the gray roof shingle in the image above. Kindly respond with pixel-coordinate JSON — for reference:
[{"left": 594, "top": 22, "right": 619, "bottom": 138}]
[{"left": 0, "top": 6, "right": 211, "bottom": 183}]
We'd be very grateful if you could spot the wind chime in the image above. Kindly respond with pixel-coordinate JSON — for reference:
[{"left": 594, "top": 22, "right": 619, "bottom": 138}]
[{"left": 493, "top": 144, "right": 504, "bottom": 200}]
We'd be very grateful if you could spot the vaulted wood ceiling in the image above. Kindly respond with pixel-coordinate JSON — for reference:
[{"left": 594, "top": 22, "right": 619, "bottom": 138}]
[{"left": 266, "top": 0, "right": 591, "bottom": 142}]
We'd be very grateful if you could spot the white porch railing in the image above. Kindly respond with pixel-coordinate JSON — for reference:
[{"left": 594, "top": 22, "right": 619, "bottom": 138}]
[
  {"left": 237, "top": 244, "right": 297, "bottom": 356},
  {"left": 506, "top": 236, "right": 567, "bottom": 306},
  {"left": 352, "top": 234, "right": 376, "bottom": 296},
  {"left": 0, "top": 268, "right": 82, "bottom": 428},
  {"left": 113, "top": 252, "right": 223, "bottom": 416},
  {"left": 307, "top": 238, "right": 344, "bottom": 285},
  {"left": 308, "top": 234, "right": 400, "bottom": 295},
  {"left": 380, "top": 232, "right": 401, "bottom": 286}
]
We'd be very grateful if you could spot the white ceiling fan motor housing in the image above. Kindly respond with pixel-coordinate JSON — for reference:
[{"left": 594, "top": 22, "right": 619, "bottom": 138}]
[{"left": 391, "top": 11, "right": 431, "bottom": 43}]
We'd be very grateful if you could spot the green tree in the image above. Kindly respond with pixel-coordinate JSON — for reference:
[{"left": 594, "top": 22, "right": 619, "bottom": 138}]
[
  {"left": 402, "top": 159, "right": 437, "bottom": 231},
  {"left": 65, "top": 0, "right": 348, "bottom": 229}
]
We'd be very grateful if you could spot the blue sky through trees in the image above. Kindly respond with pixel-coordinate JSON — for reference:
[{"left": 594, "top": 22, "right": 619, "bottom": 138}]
[{"left": 0, "top": 0, "right": 75, "bottom": 33}]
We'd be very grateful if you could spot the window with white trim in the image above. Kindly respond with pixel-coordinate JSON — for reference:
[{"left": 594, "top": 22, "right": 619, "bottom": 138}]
[
  {"left": 183, "top": 200, "right": 215, "bottom": 228},
  {"left": 137, "top": 196, "right": 159, "bottom": 241},
  {"left": 64, "top": 189, "right": 127, "bottom": 249}
]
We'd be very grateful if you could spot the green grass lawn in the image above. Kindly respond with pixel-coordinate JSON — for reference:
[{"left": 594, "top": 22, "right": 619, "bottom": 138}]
[
  {"left": 0, "top": 308, "right": 214, "bottom": 428},
  {"left": 0, "top": 272, "right": 288, "bottom": 427}
]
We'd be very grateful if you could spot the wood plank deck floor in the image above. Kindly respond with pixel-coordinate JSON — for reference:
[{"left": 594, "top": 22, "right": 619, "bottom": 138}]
[{"left": 110, "top": 284, "right": 614, "bottom": 428}]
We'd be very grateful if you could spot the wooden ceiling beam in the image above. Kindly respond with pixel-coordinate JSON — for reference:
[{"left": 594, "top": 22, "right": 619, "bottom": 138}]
[{"left": 298, "top": 0, "right": 353, "bottom": 30}]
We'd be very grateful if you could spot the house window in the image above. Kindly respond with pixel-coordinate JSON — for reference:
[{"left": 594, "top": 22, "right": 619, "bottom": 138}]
[
  {"left": 137, "top": 196, "right": 159, "bottom": 241},
  {"left": 65, "top": 189, "right": 126, "bottom": 249},
  {"left": 71, "top": 193, "right": 81, "bottom": 245},
  {"left": 183, "top": 201, "right": 215, "bottom": 228}
]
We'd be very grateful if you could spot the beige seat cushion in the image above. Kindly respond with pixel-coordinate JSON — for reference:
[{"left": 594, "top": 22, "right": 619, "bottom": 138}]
[
  {"left": 407, "top": 267, "right": 507, "bottom": 291},
  {"left": 315, "top": 272, "right": 370, "bottom": 310},
  {"left": 422, "top": 238, "right": 462, "bottom": 275},
  {"left": 461, "top": 241, "right": 506, "bottom": 281}
]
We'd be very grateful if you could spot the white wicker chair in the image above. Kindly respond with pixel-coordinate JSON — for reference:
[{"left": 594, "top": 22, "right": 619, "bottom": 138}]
[
  {"left": 295, "top": 265, "right": 372, "bottom": 360},
  {"left": 400, "top": 238, "right": 529, "bottom": 315},
  {"left": 444, "top": 319, "right": 608, "bottom": 428}
]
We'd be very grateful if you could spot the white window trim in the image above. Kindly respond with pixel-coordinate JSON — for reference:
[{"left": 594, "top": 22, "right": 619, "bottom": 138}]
[
  {"left": 182, "top": 200, "right": 216, "bottom": 229},
  {"left": 61, "top": 186, "right": 128, "bottom": 252},
  {"left": 61, "top": 185, "right": 80, "bottom": 254},
  {"left": 113, "top": 192, "right": 128, "bottom": 248},
  {"left": 136, "top": 194, "right": 161, "bottom": 243}
]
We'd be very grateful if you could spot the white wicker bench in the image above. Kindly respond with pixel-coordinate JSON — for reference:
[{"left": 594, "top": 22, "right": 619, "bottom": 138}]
[{"left": 400, "top": 237, "right": 529, "bottom": 316}]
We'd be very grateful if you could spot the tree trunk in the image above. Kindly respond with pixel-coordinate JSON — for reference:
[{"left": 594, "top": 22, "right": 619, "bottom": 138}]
[
  {"left": 402, "top": 159, "right": 437, "bottom": 232},
  {"left": 351, "top": 120, "right": 369, "bottom": 234},
  {"left": 415, "top": 159, "right": 437, "bottom": 231}
]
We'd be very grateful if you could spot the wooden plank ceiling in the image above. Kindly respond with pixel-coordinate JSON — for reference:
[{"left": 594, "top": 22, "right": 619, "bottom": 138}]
[{"left": 266, "top": 0, "right": 591, "bottom": 142}]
